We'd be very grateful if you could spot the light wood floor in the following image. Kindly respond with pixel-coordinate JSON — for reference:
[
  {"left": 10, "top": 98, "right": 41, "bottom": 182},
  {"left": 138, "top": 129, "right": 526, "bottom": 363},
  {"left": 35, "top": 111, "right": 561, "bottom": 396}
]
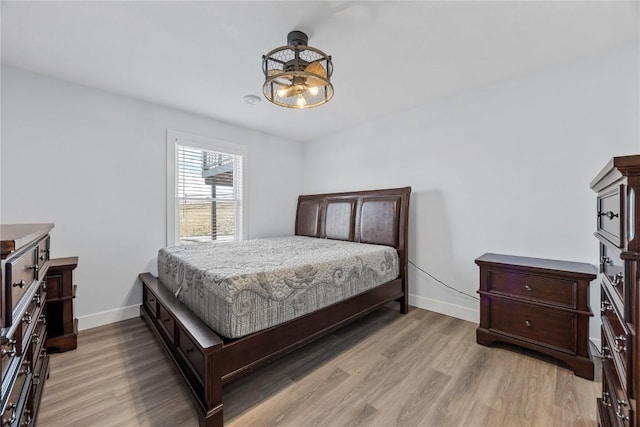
[{"left": 37, "top": 307, "right": 600, "bottom": 427}]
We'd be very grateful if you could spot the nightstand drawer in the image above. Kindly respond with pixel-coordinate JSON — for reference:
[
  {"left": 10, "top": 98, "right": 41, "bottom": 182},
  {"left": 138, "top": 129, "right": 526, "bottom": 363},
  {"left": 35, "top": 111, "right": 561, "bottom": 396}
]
[
  {"left": 489, "top": 298, "right": 577, "bottom": 354},
  {"left": 487, "top": 269, "right": 576, "bottom": 308}
]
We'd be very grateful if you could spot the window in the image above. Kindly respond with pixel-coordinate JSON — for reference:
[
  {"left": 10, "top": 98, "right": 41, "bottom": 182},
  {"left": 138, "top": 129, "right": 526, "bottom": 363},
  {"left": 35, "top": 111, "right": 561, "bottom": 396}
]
[{"left": 167, "top": 130, "right": 246, "bottom": 246}]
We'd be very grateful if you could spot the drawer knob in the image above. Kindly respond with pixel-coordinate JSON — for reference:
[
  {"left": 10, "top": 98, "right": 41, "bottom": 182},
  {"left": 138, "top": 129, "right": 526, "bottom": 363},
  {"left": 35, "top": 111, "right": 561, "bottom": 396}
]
[
  {"left": 12, "top": 279, "right": 26, "bottom": 288},
  {"left": 602, "top": 346, "right": 614, "bottom": 360},
  {"left": 601, "top": 256, "right": 612, "bottom": 266},
  {"left": 613, "top": 273, "right": 624, "bottom": 287},
  {"left": 23, "top": 312, "right": 32, "bottom": 325},
  {"left": 525, "top": 320, "right": 532, "bottom": 327},
  {"left": 598, "top": 211, "right": 620, "bottom": 220},
  {"left": 30, "top": 264, "right": 39, "bottom": 272},
  {"left": 524, "top": 285, "right": 532, "bottom": 291}
]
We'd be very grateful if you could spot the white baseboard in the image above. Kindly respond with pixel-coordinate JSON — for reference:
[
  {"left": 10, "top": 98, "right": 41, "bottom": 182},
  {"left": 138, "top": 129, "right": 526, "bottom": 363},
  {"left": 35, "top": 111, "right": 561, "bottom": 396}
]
[
  {"left": 409, "top": 294, "right": 479, "bottom": 324},
  {"left": 77, "top": 304, "right": 140, "bottom": 331}
]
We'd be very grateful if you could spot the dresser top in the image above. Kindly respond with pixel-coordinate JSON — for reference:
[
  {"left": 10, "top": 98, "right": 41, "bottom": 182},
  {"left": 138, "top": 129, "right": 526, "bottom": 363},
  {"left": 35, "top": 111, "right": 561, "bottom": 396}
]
[
  {"left": 1, "top": 223, "right": 54, "bottom": 259},
  {"left": 475, "top": 253, "right": 597, "bottom": 278}
]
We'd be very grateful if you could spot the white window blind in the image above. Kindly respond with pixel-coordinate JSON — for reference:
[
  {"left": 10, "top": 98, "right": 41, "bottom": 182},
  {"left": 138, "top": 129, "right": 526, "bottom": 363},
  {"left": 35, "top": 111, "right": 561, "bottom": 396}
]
[{"left": 167, "top": 133, "right": 243, "bottom": 249}]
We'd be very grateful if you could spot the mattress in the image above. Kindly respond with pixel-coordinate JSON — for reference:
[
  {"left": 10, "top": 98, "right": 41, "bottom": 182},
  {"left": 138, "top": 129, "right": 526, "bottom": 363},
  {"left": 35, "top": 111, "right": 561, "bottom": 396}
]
[{"left": 157, "top": 236, "right": 399, "bottom": 338}]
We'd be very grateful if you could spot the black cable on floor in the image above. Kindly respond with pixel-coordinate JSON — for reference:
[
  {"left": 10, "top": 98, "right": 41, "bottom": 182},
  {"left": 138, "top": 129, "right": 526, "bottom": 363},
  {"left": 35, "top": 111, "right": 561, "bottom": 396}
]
[{"left": 408, "top": 259, "right": 480, "bottom": 302}]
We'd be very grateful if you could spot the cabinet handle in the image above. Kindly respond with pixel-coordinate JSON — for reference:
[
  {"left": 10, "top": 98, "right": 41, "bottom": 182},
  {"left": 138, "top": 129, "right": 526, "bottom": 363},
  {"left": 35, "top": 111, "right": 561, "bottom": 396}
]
[
  {"left": 612, "top": 272, "right": 624, "bottom": 287},
  {"left": 602, "top": 391, "right": 612, "bottom": 407},
  {"left": 30, "top": 264, "right": 39, "bottom": 272},
  {"left": 601, "top": 301, "right": 614, "bottom": 315},
  {"left": 19, "top": 410, "right": 31, "bottom": 427},
  {"left": 1, "top": 339, "right": 17, "bottom": 358},
  {"left": 163, "top": 317, "right": 171, "bottom": 323},
  {"left": 601, "top": 256, "right": 611, "bottom": 266},
  {"left": 598, "top": 211, "right": 619, "bottom": 220},
  {"left": 23, "top": 312, "right": 32, "bottom": 325},
  {"left": 33, "top": 293, "right": 41, "bottom": 306},
  {"left": 12, "top": 279, "right": 26, "bottom": 288},
  {"left": 39, "top": 314, "right": 47, "bottom": 325},
  {"left": 2, "top": 408, "right": 16, "bottom": 426},
  {"left": 524, "top": 285, "right": 532, "bottom": 291},
  {"left": 602, "top": 346, "right": 614, "bottom": 360},
  {"left": 40, "top": 349, "right": 47, "bottom": 359},
  {"left": 524, "top": 320, "right": 532, "bottom": 327},
  {"left": 614, "top": 335, "right": 627, "bottom": 352},
  {"left": 616, "top": 403, "right": 630, "bottom": 421},
  {"left": 186, "top": 347, "right": 195, "bottom": 354}
]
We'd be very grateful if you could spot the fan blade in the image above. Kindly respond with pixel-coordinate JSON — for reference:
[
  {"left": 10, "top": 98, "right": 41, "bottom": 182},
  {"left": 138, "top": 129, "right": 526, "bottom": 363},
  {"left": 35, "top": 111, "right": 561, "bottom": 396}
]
[
  {"left": 268, "top": 69, "right": 294, "bottom": 86},
  {"left": 304, "top": 61, "right": 327, "bottom": 78},
  {"left": 304, "top": 61, "right": 328, "bottom": 87}
]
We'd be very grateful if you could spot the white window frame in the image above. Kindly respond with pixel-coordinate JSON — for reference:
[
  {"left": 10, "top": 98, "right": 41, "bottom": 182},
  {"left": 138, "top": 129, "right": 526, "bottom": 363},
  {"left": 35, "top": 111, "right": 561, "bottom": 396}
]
[{"left": 166, "top": 129, "right": 248, "bottom": 246}]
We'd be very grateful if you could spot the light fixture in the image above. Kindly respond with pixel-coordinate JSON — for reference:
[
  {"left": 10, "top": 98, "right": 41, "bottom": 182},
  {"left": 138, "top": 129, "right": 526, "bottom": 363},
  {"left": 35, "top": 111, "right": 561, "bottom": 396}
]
[{"left": 262, "top": 31, "right": 333, "bottom": 109}]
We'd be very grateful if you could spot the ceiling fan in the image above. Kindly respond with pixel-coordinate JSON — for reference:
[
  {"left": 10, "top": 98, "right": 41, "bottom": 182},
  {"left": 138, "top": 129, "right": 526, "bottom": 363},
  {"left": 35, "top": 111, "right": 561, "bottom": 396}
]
[{"left": 262, "top": 31, "right": 334, "bottom": 109}]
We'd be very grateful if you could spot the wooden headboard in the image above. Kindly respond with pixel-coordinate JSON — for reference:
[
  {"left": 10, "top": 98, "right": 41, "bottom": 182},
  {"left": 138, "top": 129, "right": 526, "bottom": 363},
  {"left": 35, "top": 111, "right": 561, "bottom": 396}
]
[{"left": 295, "top": 186, "right": 411, "bottom": 281}]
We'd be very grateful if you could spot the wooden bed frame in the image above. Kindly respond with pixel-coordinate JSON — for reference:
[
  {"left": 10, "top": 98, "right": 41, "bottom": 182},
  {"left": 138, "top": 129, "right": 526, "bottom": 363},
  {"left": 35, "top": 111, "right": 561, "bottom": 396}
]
[{"left": 139, "top": 186, "right": 411, "bottom": 426}]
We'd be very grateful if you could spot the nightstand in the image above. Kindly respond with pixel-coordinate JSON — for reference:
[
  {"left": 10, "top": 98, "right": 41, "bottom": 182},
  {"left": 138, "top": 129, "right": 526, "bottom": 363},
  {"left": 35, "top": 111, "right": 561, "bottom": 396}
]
[
  {"left": 476, "top": 253, "right": 596, "bottom": 380},
  {"left": 45, "top": 256, "right": 78, "bottom": 352}
]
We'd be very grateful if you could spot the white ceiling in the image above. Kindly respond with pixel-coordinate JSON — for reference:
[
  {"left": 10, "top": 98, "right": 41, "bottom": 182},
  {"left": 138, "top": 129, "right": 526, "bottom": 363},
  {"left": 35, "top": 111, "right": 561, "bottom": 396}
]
[{"left": 2, "top": 1, "right": 638, "bottom": 142}]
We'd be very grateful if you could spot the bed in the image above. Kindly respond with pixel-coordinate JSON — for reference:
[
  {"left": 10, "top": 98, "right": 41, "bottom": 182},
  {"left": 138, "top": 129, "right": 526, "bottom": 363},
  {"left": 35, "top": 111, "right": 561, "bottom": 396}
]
[{"left": 139, "top": 186, "right": 411, "bottom": 427}]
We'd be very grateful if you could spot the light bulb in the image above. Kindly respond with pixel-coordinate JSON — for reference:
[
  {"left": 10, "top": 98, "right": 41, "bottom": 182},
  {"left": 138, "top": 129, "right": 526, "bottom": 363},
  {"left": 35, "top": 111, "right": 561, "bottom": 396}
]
[
  {"left": 307, "top": 86, "right": 319, "bottom": 96},
  {"left": 277, "top": 87, "right": 289, "bottom": 97},
  {"left": 296, "top": 95, "right": 306, "bottom": 107}
]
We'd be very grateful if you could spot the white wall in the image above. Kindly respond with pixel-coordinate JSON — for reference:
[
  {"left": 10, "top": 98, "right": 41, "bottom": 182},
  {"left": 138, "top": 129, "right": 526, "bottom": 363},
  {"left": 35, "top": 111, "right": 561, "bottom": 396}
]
[
  {"left": 1, "top": 66, "right": 303, "bottom": 329},
  {"left": 302, "top": 42, "right": 640, "bottom": 343}
]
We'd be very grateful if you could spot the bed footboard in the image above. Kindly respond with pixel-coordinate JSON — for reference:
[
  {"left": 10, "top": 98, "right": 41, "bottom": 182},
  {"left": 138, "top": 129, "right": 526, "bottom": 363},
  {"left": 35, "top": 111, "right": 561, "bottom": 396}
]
[{"left": 139, "top": 272, "right": 224, "bottom": 427}]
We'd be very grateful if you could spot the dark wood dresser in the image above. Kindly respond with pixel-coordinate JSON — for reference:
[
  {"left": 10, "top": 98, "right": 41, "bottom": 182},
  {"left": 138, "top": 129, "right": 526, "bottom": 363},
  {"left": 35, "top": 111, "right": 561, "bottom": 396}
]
[
  {"left": 1, "top": 224, "right": 53, "bottom": 427},
  {"left": 476, "top": 252, "right": 597, "bottom": 379},
  {"left": 591, "top": 155, "right": 640, "bottom": 427},
  {"left": 45, "top": 257, "right": 78, "bottom": 352}
]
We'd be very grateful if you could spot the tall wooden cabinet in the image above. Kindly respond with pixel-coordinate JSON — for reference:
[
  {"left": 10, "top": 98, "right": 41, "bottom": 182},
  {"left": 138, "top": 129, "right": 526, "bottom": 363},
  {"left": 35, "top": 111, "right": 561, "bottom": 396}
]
[
  {"left": 591, "top": 155, "right": 640, "bottom": 427},
  {"left": 1, "top": 224, "right": 53, "bottom": 427}
]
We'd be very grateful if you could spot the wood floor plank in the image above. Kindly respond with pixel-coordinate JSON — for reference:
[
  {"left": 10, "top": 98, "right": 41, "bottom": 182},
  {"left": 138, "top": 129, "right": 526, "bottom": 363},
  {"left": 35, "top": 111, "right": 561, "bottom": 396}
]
[{"left": 38, "top": 308, "right": 600, "bottom": 426}]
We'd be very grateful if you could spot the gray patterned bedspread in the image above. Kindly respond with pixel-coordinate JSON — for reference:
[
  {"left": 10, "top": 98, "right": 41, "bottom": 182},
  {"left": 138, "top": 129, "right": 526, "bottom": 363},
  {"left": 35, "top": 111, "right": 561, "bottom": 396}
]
[{"left": 157, "top": 236, "right": 399, "bottom": 338}]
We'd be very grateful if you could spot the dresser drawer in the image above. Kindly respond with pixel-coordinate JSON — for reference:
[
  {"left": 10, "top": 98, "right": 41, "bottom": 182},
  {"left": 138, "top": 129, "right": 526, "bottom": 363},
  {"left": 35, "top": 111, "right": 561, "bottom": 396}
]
[
  {"left": 486, "top": 269, "right": 576, "bottom": 308},
  {"left": 143, "top": 288, "right": 158, "bottom": 317},
  {"left": 5, "top": 248, "right": 37, "bottom": 326},
  {"left": 36, "top": 235, "right": 50, "bottom": 274},
  {"left": 601, "top": 286, "right": 632, "bottom": 396},
  {"left": 1, "top": 367, "right": 29, "bottom": 427},
  {"left": 157, "top": 304, "right": 175, "bottom": 344},
  {"left": 177, "top": 326, "right": 204, "bottom": 385},
  {"left": 600, "top": 241, "right": 627, "bottom": 311},
  {"left": 488, "top": 298, "right": 577, "bottom": 353},
  {"left": 597, "top": 185, "right": 624, "bottom": 248},
  {"left": 1, "top": 328, "right": 19, "bottom": 383},
  {"left": 602, "top": 353, "right": 633, "bottom": 426}
]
